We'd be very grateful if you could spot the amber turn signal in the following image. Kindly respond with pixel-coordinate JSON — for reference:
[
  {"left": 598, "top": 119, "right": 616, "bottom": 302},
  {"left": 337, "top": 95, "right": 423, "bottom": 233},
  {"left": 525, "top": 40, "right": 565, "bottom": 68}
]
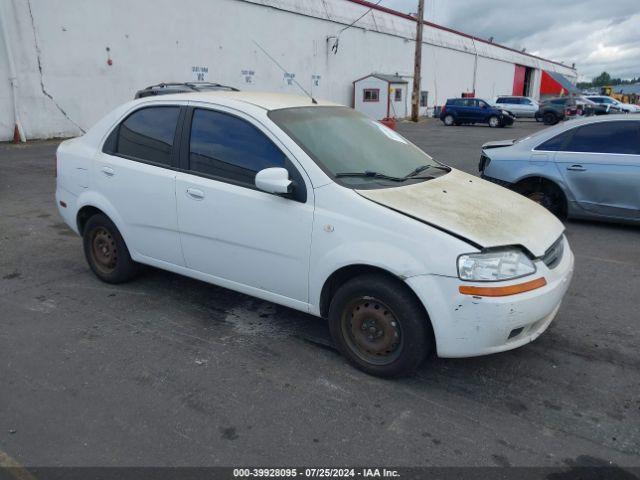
[{"left": 459, "top": 277, "right": 547, "bottom": 297}]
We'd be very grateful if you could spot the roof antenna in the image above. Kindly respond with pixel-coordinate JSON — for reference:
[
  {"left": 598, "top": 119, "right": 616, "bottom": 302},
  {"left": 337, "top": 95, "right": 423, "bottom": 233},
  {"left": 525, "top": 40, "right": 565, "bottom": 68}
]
[{"left": 252, "top": 40, "right": 317, "bottom": 104}]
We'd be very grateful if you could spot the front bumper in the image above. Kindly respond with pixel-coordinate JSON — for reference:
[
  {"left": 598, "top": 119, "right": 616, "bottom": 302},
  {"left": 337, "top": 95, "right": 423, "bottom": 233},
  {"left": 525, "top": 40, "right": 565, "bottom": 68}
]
[
  {"left": 407, "top": 237, "right": 574, "bottom": 358},
  {"left": 501, "top": 115, "right": 515, "bottom": 126}
]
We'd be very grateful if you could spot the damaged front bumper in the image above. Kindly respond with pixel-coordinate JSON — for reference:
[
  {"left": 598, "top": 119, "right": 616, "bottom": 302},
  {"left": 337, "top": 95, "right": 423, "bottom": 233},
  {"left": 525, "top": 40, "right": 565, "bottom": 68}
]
[{"left": 406, "top": 236, "right": 574, "bottom": 358}]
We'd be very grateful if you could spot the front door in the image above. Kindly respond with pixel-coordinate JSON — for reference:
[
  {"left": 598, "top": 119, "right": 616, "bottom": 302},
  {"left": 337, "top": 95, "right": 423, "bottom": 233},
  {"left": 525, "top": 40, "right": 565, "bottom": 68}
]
[
  {"left": 556, "top": 121, "right": 640, "bottom": 219},
  {"left": 175, "top": 107, "right": 314, "bottom": 305}
]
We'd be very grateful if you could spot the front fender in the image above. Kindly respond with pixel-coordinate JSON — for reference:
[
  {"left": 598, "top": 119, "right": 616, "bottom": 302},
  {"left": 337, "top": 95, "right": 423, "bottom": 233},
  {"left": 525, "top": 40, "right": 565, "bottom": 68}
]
[{"left": 308, "top": 240, "right": 434, "bottom": 315}]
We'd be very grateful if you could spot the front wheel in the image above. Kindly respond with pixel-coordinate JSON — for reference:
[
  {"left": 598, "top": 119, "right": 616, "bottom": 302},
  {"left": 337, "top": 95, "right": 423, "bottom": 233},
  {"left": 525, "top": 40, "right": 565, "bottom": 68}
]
[
  {"left": 516, "top": 181, "right": 567, "bottom": 219},
  {"left": 328, "top": 274, "right": 432, "bottom": 377},
  {"left": 488, "top": 115, "right": 500, "bottom": 128}
]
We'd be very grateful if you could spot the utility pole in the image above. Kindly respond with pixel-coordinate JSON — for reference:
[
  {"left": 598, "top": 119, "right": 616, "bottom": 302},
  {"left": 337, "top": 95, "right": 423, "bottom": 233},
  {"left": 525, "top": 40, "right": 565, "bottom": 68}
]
[{"left": 411, "top": 0, "right": 425, "bottom": 122}]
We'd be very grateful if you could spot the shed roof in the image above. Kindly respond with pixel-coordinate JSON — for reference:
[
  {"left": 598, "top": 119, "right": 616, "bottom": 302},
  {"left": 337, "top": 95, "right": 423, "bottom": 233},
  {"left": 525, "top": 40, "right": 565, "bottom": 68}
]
[
  {"left": 616, "top": 83, "right": 640, "bottom": 95},
  {"left": 354, "top": 73, "right": 408, "bottom": 84}
]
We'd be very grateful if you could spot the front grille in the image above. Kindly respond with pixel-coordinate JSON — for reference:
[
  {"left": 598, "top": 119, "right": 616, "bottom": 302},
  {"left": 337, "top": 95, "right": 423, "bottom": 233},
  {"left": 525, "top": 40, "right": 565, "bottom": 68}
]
[{"left": 541, "top": 236, "right": 564, "bottom": 269}]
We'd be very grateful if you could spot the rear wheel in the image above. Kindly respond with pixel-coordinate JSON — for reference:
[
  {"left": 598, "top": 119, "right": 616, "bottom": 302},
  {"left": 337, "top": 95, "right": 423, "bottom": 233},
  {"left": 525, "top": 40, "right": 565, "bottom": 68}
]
[
  {"left": 83, "top": 214, "right": 139, "bottom": 283},
  {"left": 443, "top": 114, "right": 455, "bottom": 126},
  {"left": 328, "top": 274, "right": 432, "bottom": 377},
  {"left": 543, "top": 112, "right": 558, "bottom": 125},
  {"left": 488, "top": 115, "right": 500, "bottom": 128}
]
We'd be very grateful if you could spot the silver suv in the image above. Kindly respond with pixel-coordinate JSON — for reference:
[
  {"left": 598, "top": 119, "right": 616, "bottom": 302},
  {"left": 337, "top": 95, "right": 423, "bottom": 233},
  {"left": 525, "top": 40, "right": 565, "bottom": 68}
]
[{"left": 493, "top": 96, "right": 539, "bottom": 118}]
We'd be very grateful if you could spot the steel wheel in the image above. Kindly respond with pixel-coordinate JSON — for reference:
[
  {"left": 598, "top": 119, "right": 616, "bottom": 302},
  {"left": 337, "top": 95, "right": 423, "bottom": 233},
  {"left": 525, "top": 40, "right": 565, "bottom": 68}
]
[
  {"left": 341, "top": 297, "right": 403, "bottom": 366},
  {"left": 522, "top": 187, "right": 566, "bottom": 218},
  {"left": 90, "top": 227, "right": 118, "bottom": 275}
]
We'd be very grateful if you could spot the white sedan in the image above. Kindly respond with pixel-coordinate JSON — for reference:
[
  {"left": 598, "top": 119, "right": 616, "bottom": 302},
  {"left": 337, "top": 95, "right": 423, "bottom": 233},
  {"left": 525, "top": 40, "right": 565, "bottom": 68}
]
[{"left": 56, "top": 91, "right": 574, "bottom": 377}]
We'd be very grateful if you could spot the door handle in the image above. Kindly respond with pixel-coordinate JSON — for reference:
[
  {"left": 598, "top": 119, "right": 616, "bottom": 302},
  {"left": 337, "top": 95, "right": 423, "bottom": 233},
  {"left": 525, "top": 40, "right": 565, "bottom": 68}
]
[
  {"left": 567, "top": 164, "right": 586, "bottom": 172},
  {"left": 186, "top": 188, "right": 205, "bottom": 200},
  {"left": 101, "top": 166, "right": 115, "bottom": 177}
]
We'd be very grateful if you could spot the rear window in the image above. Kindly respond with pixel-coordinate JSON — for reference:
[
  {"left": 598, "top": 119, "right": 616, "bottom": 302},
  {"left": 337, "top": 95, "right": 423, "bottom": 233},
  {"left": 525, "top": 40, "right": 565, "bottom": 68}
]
[
  {"left": 115, "top": 106, "right": 180, "bottom": 166},
  {"left": 534, "top": 129, "right": 574, "bottom": 151}
]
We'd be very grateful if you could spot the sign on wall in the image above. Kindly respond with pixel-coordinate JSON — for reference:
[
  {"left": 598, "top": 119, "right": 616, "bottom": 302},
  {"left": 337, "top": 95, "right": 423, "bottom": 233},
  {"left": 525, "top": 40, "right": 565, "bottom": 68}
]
[
  {"left": 192, "top": 66, "right": 209, "bottom": 82},
  {"left": 242, "top": 70, "right": 255, "bottom": 84},
  {"left": 284, "top": 73, "right": 296, "bottom": 86}
]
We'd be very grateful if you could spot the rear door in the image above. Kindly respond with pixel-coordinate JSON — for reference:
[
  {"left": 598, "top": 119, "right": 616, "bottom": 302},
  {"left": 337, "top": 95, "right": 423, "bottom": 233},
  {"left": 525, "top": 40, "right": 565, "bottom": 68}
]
[
  {"left": 95, "top": 104, "right": 184, "bottom": 265},
  {"left": 174, "top": 106, "right": 314, "bottom": 306},
  {"left": 451, "top": 99, "right": 469, "bottom": 122},
  {"left": 556, "top": 121, "right": 640, "bottom": 219}
]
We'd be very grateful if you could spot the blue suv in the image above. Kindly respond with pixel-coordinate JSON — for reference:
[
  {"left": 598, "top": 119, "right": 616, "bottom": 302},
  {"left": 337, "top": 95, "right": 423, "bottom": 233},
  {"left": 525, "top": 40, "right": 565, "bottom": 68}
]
[{"left": 440, "top": 98, "right": 514, "bottom": 128}]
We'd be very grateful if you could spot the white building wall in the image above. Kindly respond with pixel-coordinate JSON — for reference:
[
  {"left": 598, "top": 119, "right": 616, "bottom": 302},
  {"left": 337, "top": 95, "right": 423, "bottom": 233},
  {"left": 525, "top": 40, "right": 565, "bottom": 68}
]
[
  {"left": 474, "top": 57, "right": 516, "bottom": 102},
  {"left": 0, "top": 0, "right": 578, "bottom": 141}
]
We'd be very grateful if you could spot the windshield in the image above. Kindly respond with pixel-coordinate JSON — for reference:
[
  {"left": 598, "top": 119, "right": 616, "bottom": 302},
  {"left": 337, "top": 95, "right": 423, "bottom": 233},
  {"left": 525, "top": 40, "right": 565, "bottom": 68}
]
[{"left": 268, "top": 106, "right": 449, "bottom": 189}]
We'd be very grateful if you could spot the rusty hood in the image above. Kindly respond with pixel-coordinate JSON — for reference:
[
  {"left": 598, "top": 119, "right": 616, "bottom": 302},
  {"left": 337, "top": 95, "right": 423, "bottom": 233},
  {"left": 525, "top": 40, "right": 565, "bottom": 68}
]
[{"left": 357, "top": 169, "right": 564, "bottom": 257}]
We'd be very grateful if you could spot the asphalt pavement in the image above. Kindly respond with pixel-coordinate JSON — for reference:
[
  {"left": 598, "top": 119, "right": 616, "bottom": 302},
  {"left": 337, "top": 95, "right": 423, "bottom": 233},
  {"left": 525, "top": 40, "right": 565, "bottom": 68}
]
[{"left": 0, "top": 119, "right": 638, "bottom": 470}]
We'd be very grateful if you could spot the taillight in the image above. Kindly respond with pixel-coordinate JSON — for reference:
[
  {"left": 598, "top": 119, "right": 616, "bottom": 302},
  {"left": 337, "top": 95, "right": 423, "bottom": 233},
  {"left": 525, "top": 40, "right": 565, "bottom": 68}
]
[{"left": 441, "top": 104, "right": 446, "bottom": 113}]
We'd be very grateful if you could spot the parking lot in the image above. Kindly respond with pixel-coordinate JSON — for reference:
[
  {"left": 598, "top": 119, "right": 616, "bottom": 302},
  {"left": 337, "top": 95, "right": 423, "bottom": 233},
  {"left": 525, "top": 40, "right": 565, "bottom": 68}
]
[{"left": 1, "top": 119, "right": 639, "bottom": 469}]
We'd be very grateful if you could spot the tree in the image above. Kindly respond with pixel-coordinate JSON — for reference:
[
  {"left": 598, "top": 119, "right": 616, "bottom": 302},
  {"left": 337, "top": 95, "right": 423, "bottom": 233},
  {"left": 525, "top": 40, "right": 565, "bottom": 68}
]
[{"left": 592, "top": 71, "right": 611, "bottom": 87}]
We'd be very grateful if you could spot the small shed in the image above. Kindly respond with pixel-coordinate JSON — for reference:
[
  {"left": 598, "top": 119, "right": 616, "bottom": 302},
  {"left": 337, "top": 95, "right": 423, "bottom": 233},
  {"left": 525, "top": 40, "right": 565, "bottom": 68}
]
[{"left": 353, "top": 73, "right": 409, "bottom": 120}]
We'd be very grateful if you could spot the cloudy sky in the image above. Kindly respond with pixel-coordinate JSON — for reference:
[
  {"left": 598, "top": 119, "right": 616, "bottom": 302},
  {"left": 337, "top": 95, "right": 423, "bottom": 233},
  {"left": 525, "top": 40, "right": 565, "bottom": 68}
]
[{"left": 382, "top": 0, "right": 640, "bottom": 81}]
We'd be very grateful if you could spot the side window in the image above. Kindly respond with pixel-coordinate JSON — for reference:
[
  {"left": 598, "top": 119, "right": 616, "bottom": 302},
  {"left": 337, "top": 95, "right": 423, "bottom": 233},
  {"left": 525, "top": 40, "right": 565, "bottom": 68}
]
[
  {"left": 363, "top": 89, "right": 379, "bottom": 102},
  {"left": 551, "top": 99, "right": 566, "bottom": 105},
  {"left": 535, "top": 129, "right": 574, "bottom": 151},
  {"left": 115, "top": 106, "right": 180, "bottom": 166},
  {"left": 564, "top": 121, "right": 640, "bottom": 155},
  {"left": 496, "top": 98, "right": 506, "bottom": 104},
  {"left": 188, "top": 109, "right": 286, "bottom": 186},
  {"left": 522, "top": 99, "right": 532, "bottom": 105},
  {"left": 394, "top": 89, "right": 402, "bottom": 102}
]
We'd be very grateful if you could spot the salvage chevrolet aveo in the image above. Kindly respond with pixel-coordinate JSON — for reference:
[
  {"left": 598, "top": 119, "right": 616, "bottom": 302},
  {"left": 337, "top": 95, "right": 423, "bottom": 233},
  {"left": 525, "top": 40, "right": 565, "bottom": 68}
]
[{"left": 56, "top": 91, "right": 574, "bottom": 377}]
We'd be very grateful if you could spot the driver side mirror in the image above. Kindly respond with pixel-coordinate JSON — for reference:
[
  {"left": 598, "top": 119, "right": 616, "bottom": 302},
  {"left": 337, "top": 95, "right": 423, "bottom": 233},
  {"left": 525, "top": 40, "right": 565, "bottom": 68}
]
[{"left": 255, "top": 167, "right": 292, "bottom": 195}]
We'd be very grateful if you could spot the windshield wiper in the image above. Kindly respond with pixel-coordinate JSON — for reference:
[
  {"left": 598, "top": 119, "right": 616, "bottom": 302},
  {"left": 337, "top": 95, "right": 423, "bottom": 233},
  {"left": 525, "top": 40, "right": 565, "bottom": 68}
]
[
  {"left": 404, "top": 164, "right": 450, "bottom": 178},
  {"left": 335, "top": 171, "right": 407, "bottom": 182}
]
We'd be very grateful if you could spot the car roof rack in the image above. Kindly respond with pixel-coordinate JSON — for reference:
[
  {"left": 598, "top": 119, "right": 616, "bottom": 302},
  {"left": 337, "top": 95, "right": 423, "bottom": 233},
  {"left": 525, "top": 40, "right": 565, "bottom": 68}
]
[{"left": 134, "top": 82, "right": 240, "bottom": 98}]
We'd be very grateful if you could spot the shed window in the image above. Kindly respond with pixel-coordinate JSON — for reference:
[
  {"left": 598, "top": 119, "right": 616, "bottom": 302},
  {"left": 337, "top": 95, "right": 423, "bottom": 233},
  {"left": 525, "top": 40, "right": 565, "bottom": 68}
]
[
  {"left": 394, "top": 89, "right": 402, "bottom": 102},
  {"left": 363, "top": 89, "right": 379, "bottom": 102}
]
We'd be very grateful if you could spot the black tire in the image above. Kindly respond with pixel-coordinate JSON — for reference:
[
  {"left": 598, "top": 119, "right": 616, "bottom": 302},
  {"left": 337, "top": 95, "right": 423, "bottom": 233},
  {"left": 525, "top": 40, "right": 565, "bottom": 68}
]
[
  {"left": 543, "top": 112, "right": 558, "bottom": 125},
  {"left": 488, "top": 115, "right": 500, "bottom": 128},
  {"left": 516, "top": 180, "right": 567, "bottom": 219},
  {"left": 82, "top": 214, "right": 139, "bottom": 284},
  {"left": 328, "top": 274, "right": 432, "bottom": 378},
  {"left": 443, "top": 114, "right": 455, "bottom": 126}
]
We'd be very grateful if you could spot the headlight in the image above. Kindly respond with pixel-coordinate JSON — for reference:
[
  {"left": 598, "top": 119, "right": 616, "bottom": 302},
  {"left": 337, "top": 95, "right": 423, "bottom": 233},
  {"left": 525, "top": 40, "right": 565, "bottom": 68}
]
[
  {"left": 501, "top": 110, "right": 510, "bottom": 116},
  {"left": 457, "top": 249, "right": 536, "bottom": 281}
]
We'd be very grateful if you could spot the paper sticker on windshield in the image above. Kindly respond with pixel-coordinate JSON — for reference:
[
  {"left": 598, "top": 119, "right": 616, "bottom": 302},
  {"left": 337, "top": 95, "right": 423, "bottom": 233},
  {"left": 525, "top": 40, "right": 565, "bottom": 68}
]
[{"left": 372, "top": 121, "right": 408, "bottom": 144}]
